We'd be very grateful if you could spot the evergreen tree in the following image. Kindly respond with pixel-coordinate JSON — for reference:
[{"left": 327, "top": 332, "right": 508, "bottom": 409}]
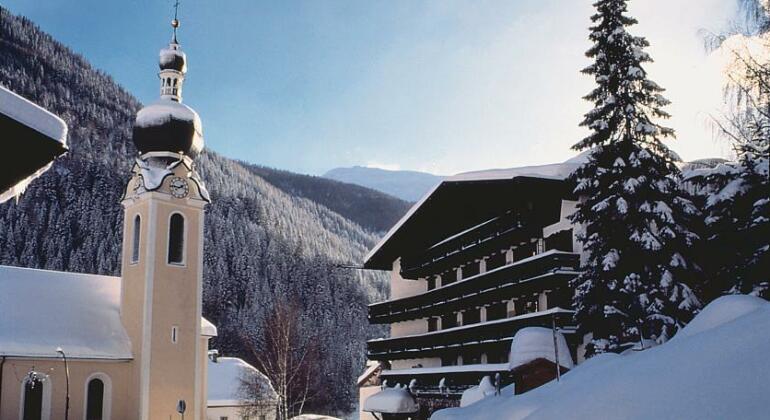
[
  {"left": 690, "top": 22, "right": 770, "bottom": 299},
  {"left": 569, "top": 0, "right": 701, "bottom": 356}
]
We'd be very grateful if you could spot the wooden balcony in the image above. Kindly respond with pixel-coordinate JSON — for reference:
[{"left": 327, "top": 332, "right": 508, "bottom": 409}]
[
  {"left": 367, "top": 307, "right": 574, "bottom": 361},
  {"left": 369, "top": 250, "right": 580, "bottom": 324},
  {"left": 399, "top": 211, "right": 539, "bottom": 279}
]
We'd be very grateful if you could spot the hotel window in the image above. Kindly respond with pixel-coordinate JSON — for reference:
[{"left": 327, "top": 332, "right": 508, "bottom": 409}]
[
  {"left": 168, "top": 213, "right": 185, "bottom": 265},
  {"left": 463, "top": 262, "right": 480, "bottom": 279},
  {"left": 428, "top": 317, "right": 438, "bottom": 332},
  {"left": 171, "top": 326, "right": 179, "bottom": 344},
  {"left": 486, "top": 251, "right": 507, "bottom": 271},
  {"left": 131, "top": 215, "right": 141, "bottom": 263},
  {"left": 463, "top": 308, "right": 481, "bottom": 325},
  {"left": 441, "top": 313, "right": 457, "bottom": 329},
  {"left": 486, "top": 302, "right": 507, "bottom": 321}
]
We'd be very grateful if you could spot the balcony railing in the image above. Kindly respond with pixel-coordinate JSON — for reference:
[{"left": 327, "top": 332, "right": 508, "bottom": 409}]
[
  {"left": 367, "top": 307, "right": 574, "bottom": 360},
  {"left": 400, "top": 211, "right": 539, "bottom": 279},
  {"left": 369, "top": 250, "right": 580, "bottom": 324}
]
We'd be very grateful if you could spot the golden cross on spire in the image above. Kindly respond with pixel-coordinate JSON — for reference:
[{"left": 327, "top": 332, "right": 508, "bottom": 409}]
[{"left": 171, "top": 0, "right": 181, "bottom": 43}]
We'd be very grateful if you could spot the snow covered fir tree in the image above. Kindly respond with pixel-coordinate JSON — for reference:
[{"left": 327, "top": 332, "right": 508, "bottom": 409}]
[
  {"left": 568, "top": 0, "right": 702, "bottom": 356},
  {"left": 685, "top": 5, "right": 770, "bottom": 300}
]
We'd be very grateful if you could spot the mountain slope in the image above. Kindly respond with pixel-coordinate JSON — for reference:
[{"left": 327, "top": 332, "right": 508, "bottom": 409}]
[
  {"left": 246, "top": 164, "right": 410, "bottom": 233},
  {"left": 324, "top": 166, "right": 444, "bottom": 202},
  {"left": 0, "top": 8, "right": 392, "bottom": 415}
]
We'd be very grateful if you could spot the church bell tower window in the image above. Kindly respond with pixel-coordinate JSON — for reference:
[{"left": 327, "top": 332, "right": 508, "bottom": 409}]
[
  {"left": 168, "top": 213, "right": 185, "bottom": 265},
  {"left": 131, "top": 215, "right": 141, "bottom": 264}
]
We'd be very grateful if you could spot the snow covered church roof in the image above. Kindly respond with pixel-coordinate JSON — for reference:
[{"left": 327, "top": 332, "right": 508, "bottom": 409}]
[
  {"left": 208, "top": 356, "right": 277, "bottom": 407},
  {"left": 133, "top": 98, "right": 204, "bottom": 156},
  {"left": 0, "top": 265, "right": 217, "bottom": 359},
  {"left": 0, "top": 265, "right": 132, "bottom": 360},
  {"left": 364, "top": 155, "right": 586, "bottom": 270}
]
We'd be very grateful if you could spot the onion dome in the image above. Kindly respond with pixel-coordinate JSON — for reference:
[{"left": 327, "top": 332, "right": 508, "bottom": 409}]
[
  {"left": 132, "top": 12, "right": 203, "bottom": 157},
  {"left": 133, "top": 99, "right": 203, "bottom": 156},
  {"left": 159, "top": 44, "right": 187, "bottom": 73}
]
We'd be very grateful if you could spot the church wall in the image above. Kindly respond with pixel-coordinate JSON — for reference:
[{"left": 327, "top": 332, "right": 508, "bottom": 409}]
[{"left": 0, "top": 358, "right": 131, "bottom": 420}]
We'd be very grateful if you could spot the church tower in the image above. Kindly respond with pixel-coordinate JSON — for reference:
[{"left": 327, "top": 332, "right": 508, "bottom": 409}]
[{"left": 120, "top": 12, "right": 211, "bottom": 420}]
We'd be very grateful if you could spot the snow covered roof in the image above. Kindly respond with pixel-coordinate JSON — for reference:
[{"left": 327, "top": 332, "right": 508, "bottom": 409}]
[
  {"left": 136, "top": 99, "right": 200, "bottom": 129},
  {"left": 364, "top": 156, "right": 583, "bottom": 270},
  {"left": 201, "top": 317, "right": 218, "bottom": 337},
  {"left": 508, "top": 327, "right": 574, "bottom": 371},
  {"left": 159, "top": 44, "right": 187, "bottom": 73},
  {"left": 0, "top": 86, "right": 67, "bottom": 144},
  {"left": 0, "top": 264, "right": 218, "bottom": 359},
  {"left": 357, "top": 360, "right": 383, "bottom": 386},
  {"left": 0, "top": 86, "right": 69, "bottom": 204},
  {"left": 0, "top": 265, "right": 131, "bottom": 360},
  {"left": 432, "top": 295, "right": 770, "bottom": 420},
  {"left": 133, "top": 98, "right": 204, "bottom": 156},
  {"left": 208, "top": 356, "right": 277, "bottom": 407},
  {"left": 363, "top": 386, "right": 419, "bottom": 414}
]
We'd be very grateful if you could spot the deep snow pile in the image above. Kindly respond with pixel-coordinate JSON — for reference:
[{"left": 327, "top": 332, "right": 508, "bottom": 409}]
[
  {"left": 508, "top": 327, "right": 574, "bottom": 371},
  {"left": 433, "top": 295, "right": 770, "bottom": 420}
]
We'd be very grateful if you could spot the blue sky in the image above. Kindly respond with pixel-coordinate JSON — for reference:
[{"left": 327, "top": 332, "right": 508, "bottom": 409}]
[{"left": 3, "top": 0, "right": 737, "bottom": 175}]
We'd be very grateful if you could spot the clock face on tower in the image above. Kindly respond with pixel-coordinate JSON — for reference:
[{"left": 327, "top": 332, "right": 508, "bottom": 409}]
[{"left": 169, "top": 176, "right": 190, "bottom": 198}]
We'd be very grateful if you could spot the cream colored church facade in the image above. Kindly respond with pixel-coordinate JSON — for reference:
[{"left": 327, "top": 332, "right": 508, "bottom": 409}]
[{"left": 0, "top": 19, "right": 254, "bottom": 420}]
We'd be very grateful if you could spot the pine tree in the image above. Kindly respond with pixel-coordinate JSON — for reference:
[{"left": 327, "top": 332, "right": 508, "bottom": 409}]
[
  {"left": 693, "top": 29, "right": 770, "bottom": 299},
  {"left": 569, "top": 0, "right": 701, "bottom": 356}
]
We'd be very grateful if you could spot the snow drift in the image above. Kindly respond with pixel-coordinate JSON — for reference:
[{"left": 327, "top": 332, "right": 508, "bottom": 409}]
[{"left": 433, "top": 295, "right": 770, "bottom": 420}]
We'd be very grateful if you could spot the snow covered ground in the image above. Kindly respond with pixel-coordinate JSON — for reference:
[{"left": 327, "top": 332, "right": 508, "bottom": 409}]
[{"left": 433, "top": 295, "right": 770, "bottom": 420}]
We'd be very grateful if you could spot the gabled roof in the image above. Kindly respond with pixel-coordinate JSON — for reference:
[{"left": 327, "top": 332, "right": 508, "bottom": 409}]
[
  {"left": 363, "top": 157, "right": 585, "bottom": 270},
  {"left": 0, "top": 265, "right": 218, "bottom": 359}
]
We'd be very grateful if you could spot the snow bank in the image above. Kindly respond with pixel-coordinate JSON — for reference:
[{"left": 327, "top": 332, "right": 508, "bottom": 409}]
[
  {"left": 208, "top": 356, "right": 276, "bottom": 407},
  {"left": 673, "top": 294, "right": 768, "bottom": 341},
  {"left": 433, "top": 295, "right": 770, "bottom": 420},
  {"left": 508, "top": 327, "right": 574, "bottom": 371},
  {"left": 0, "top": 85, "right": 67, "bottom": 144},
  {"left": 363, "top": 386, "right": 418, "bottom": 414},
  {"left": 460, "top": 376, "right": 497, "bottom": 407}
]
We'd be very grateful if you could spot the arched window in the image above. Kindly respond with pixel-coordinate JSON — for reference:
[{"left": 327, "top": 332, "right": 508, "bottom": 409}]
[
  {"left": 131, "top": 215, "right": 141, "bottom": 264},
  {"left": 84, "top": 373, "right": 111, "bottom": 420},
  {"left": 166, "top": 77, "right": 171, "bottom": 86},
  {"left": 22, "top": 379, "right": 43, "bottom": 420},
  {"left": 168, "top": 213, "right": 185, "bottom": 265},
  {"left": 173, "top": 78, "right": 178, "bottom": 87},
  {"left": 86, "top": 379, "right": 104, "bottom": 420},
  {"left": 21, "top": 375, "right": 51, "bottom": 420}
]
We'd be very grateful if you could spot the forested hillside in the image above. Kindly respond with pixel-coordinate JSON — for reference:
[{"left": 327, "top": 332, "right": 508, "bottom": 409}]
[{"left": 0, "top": 8, "right": 397, "bottom": 415}]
